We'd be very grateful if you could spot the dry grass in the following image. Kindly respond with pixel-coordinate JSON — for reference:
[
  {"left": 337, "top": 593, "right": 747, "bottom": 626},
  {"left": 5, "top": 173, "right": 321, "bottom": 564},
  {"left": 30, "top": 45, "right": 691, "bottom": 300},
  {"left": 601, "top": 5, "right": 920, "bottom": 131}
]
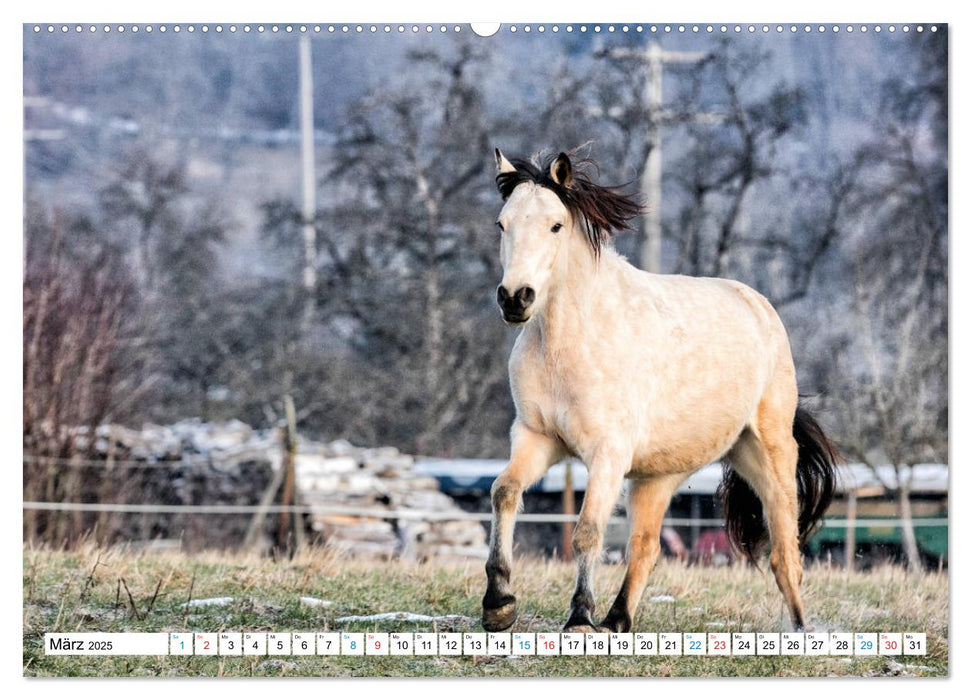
[{"left": 22, "top": 542, "right": 948, "bottom": 677}]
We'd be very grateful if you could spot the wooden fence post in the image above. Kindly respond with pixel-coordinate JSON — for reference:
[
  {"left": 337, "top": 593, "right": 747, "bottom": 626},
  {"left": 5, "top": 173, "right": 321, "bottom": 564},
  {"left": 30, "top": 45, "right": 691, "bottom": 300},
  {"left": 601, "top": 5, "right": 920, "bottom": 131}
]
[
  {"left": 276, "top": 395, "right": 302, "bottom": 555},
  {"left": 562, "top": 460, "right": 575, "bottom": 561},
  {"left": 845, "top": 490, "right": 857, "bottom": 573}
]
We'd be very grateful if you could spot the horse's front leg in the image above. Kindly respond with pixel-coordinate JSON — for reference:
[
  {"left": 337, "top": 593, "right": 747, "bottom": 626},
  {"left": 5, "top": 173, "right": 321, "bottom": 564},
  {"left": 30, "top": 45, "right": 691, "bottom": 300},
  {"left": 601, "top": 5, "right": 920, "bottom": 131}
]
[
  {"left": 482, "top": 423, "right": 563, "bottom": 632},
  {"left": 564, "top": 445, "right": 629, "bottom": 632}
]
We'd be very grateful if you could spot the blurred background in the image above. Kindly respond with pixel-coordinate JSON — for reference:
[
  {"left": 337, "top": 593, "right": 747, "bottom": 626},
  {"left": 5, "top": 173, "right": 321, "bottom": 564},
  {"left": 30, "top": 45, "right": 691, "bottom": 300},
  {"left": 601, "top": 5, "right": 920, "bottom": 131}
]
[{"left": 22, "top": 24, "right": 947, "bottom": 569}]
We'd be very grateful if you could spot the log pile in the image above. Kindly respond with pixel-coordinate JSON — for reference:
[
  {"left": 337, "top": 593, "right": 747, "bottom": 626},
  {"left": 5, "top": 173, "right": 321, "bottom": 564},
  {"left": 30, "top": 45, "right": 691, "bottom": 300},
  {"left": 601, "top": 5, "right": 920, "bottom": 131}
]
[
  {"left": 291, "top": 440, "right": 489, "bottom": 560},
  {"left": 65, "top": 420, "right": 488, "bottom": 559}
]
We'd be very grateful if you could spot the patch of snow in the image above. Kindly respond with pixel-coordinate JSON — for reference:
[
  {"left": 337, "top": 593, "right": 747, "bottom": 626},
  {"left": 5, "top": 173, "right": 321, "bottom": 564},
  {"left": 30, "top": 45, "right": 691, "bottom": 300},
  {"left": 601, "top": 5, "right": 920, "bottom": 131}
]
[
  {"left": 335, "top": 611, "right": 470, "bottom": 624},
  {"left": 299, "top": 596, "right": 333, "bottom": 608},
  {"left": 183, "top": 597, "right": 234, "bottom": 608}
]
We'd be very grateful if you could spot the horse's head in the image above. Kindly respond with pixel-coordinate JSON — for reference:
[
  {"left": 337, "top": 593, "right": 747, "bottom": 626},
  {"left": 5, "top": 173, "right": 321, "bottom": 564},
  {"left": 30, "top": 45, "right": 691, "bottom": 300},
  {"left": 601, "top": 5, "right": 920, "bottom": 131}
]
[
  {"left": 492, "top": 148, "right": 643, "bottom": 325},
  {"left": 493, "top": 149, "right": 573, "bottom": 324}
]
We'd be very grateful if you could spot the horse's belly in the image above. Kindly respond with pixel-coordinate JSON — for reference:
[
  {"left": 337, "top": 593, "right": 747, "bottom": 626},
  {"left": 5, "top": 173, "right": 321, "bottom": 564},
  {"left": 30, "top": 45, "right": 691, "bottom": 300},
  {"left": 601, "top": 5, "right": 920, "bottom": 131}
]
[
  {"left": 631, "top": 412, "right": 747, "bottom": 476},
  {"left": 630, "top": 424, "right": 745, "bottom": 476}
]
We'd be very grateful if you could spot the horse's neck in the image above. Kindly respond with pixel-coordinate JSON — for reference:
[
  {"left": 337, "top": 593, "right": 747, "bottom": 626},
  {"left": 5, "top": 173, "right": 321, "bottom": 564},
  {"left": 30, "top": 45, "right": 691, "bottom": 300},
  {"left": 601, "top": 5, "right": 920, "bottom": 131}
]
[{"left": 537, "top": 233, "right": 625, "bottom": 355}]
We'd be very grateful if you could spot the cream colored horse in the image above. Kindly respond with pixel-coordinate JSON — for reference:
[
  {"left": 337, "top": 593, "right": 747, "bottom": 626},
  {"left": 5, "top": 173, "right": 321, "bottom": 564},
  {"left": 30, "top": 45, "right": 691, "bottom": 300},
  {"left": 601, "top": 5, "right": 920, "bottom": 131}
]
[{"left": 482, "top": 149, "right": 838, "bottom": 633}]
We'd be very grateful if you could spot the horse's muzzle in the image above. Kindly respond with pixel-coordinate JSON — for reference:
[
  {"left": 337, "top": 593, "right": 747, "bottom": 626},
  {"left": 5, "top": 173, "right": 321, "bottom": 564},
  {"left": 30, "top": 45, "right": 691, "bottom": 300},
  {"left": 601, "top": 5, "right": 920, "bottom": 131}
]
[{"left": 497, "top": 284, "right": 535, "bottom": 324}]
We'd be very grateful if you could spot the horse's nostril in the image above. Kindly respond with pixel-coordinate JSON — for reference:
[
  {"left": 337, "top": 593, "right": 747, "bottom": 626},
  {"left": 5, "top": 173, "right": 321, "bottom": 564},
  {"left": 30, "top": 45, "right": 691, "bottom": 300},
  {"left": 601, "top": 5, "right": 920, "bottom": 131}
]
[
  {"left": 497, "top": 285, "right": 510, "bottom": 304},
  {"left": 516, "top": 286, "right": 536, "bottom": 305}
]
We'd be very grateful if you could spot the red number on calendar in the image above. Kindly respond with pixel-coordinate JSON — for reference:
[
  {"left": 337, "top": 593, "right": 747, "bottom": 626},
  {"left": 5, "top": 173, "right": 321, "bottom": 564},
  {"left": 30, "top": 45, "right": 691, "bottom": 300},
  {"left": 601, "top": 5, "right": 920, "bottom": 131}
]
[
  {"left": 887, "top": 640, "right": 897, "bottom": 650},
  {"left": 374, "top": 641, "right": 381, "bottom": 649},
  {"left": 714, "top": 640, "right": 726, "bottom": 650},
  {"left": 203, "top": 640, "right": 210, "bottom": 650}
]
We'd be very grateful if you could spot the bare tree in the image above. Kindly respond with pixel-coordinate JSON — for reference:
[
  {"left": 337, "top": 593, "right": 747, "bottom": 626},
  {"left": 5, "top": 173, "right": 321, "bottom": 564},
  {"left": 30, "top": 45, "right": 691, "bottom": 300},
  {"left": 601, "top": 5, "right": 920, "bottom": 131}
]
[
  {"left": 667, "top": 42, "right": 807, "bottom": 281},
  {"left": 818, "top": 31, "right": 947, "bottom": 571},
  {"left": 99, "top": 153, "right": 188, "bottom": 293},
  {"left": 23, "top": 205, "right": 133, "bottom": 543},
  {"left": 259, "top": 42, "right": 512, "bottom": 456}
]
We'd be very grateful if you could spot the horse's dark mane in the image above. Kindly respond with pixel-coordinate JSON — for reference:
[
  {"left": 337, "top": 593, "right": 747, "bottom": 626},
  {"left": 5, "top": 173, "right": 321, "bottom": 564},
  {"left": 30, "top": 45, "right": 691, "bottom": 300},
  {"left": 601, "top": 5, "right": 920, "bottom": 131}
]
[{"left": 496, "top": 152, "right": 644, "bottom": 256}]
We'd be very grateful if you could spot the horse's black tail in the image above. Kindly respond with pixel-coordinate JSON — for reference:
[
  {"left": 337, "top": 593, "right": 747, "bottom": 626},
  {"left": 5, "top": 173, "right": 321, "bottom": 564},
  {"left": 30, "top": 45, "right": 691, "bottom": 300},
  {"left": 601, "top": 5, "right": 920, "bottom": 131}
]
[{"left": 717, "top": 406, "right": 840, "bottom": 563}]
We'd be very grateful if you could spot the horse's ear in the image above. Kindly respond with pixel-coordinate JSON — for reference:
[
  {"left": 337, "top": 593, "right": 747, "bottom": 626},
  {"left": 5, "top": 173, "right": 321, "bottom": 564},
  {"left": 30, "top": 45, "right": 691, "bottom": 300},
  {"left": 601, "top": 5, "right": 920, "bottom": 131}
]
[
  {"left": 549, "top": 152, "right": 573, "bottom": 188},
  {"left": 495, "top": 147, "right": 517, "bottom": 175}
]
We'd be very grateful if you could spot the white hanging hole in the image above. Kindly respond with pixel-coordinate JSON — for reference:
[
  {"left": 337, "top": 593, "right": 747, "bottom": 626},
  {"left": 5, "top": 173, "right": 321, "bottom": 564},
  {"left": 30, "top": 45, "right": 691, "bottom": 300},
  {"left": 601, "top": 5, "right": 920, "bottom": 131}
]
[{"left": 470, "top": 23, "right": 501, "bottom": 37}]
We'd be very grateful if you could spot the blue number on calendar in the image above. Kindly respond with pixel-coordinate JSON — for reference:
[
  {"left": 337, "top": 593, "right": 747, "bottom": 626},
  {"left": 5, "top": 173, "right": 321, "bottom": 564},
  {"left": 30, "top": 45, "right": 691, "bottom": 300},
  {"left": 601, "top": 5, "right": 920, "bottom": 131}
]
[
  {"left": 861, "top": 640, "right": 873, "bottom": 650},
  {"left": 519, "top": 639, "right": 531, "bottom": 650},
  {"left": 689, "top": 640, "right": 701, "bottom": 650},
  {"left": 350, "top": 640, "right": 357, "bottom": 650}
]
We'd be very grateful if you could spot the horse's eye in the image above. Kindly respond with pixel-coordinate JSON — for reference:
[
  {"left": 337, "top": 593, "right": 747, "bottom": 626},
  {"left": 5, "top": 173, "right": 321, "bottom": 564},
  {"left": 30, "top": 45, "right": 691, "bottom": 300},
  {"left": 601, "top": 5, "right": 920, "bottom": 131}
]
[
  {"left": 495, "top": 220, "right": 505, "bottom": 232},
  {"left": 551, "top": 223, "right": 563, "bottom": 233}
]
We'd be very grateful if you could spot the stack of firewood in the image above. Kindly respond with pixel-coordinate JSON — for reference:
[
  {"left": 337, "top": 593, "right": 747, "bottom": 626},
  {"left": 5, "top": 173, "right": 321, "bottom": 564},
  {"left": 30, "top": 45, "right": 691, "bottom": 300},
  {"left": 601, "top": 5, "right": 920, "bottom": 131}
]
[
  {"left": 293, "top": 441, "right": 489, "bottom": 560},
  {"left": 72, "top": 420, "right": 488, "bottom": 559}
]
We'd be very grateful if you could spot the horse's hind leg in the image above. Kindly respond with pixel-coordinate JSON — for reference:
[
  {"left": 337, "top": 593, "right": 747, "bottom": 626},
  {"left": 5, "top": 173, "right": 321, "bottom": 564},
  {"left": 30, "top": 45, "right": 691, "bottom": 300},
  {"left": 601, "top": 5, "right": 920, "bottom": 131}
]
[
  {"left": 482, "top": 422, "right": 563, "bottom": 632},
  {"left": 729, "top": 420, "right": 806, "bottom": 630},
  {"left": 601, "top": 473, "right": 684, "bottom": 632}
]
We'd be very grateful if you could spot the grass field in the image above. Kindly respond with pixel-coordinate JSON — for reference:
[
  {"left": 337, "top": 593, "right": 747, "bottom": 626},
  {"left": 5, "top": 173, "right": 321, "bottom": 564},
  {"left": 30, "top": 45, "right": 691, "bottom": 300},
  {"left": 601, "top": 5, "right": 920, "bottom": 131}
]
[{"left": 23, "top": 543, "right": 948, "bottom": 677}]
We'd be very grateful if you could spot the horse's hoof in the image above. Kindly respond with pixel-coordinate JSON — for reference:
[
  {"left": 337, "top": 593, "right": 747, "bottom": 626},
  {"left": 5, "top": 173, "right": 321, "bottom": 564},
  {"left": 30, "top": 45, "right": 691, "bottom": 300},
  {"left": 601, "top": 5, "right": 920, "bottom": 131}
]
[
  {"left": 563, "top": 609, "right": 605, "bottom": 633},
  {"left": 599, "top": 612, "right": 632, "bottom": 633},
  {"left": 482, "top": 600, "right": 518, "bottom": 632}
]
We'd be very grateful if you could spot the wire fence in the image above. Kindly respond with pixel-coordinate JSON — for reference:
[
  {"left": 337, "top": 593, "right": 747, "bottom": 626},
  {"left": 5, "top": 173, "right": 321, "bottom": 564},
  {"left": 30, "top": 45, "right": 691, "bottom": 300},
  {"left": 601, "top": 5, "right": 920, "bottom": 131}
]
[
  {"left": 21, "top": 501, "right": 949, "bottom": 529},
  {"left": 22, "top": 454, "right": 268, "bottom": 468}
]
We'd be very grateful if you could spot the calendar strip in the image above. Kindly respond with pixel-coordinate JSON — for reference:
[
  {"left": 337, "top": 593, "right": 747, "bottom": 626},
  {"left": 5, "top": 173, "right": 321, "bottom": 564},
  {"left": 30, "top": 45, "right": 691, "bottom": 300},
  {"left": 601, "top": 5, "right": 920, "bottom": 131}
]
[{"left": 44, "top": 632, "right": 927, "bottom": 657}]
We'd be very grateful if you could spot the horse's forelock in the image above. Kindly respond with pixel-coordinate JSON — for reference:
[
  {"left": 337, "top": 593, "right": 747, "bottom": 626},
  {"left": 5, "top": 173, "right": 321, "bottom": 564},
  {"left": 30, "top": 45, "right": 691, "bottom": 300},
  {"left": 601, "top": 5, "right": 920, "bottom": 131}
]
[{"left": 495, "top": 152, "right": 643, "bottom": 256}]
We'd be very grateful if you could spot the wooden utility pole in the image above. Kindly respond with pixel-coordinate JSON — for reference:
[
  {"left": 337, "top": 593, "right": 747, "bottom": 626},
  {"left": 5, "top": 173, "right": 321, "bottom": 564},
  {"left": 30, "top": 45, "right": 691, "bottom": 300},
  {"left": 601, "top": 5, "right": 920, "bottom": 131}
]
[
  {"left": 299, "top": 34, "right": 317, "bottom": 331},
  {"left": 600, "top": 44, "right": 713, "bottom": 273}
]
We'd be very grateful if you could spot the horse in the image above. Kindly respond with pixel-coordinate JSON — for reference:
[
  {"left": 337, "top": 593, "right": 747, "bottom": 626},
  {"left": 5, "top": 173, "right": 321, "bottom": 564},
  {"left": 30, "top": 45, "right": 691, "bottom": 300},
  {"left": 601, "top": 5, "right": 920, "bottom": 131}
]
[{"left": 482, "top": 148, "right": 838, "bottom": 633}]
